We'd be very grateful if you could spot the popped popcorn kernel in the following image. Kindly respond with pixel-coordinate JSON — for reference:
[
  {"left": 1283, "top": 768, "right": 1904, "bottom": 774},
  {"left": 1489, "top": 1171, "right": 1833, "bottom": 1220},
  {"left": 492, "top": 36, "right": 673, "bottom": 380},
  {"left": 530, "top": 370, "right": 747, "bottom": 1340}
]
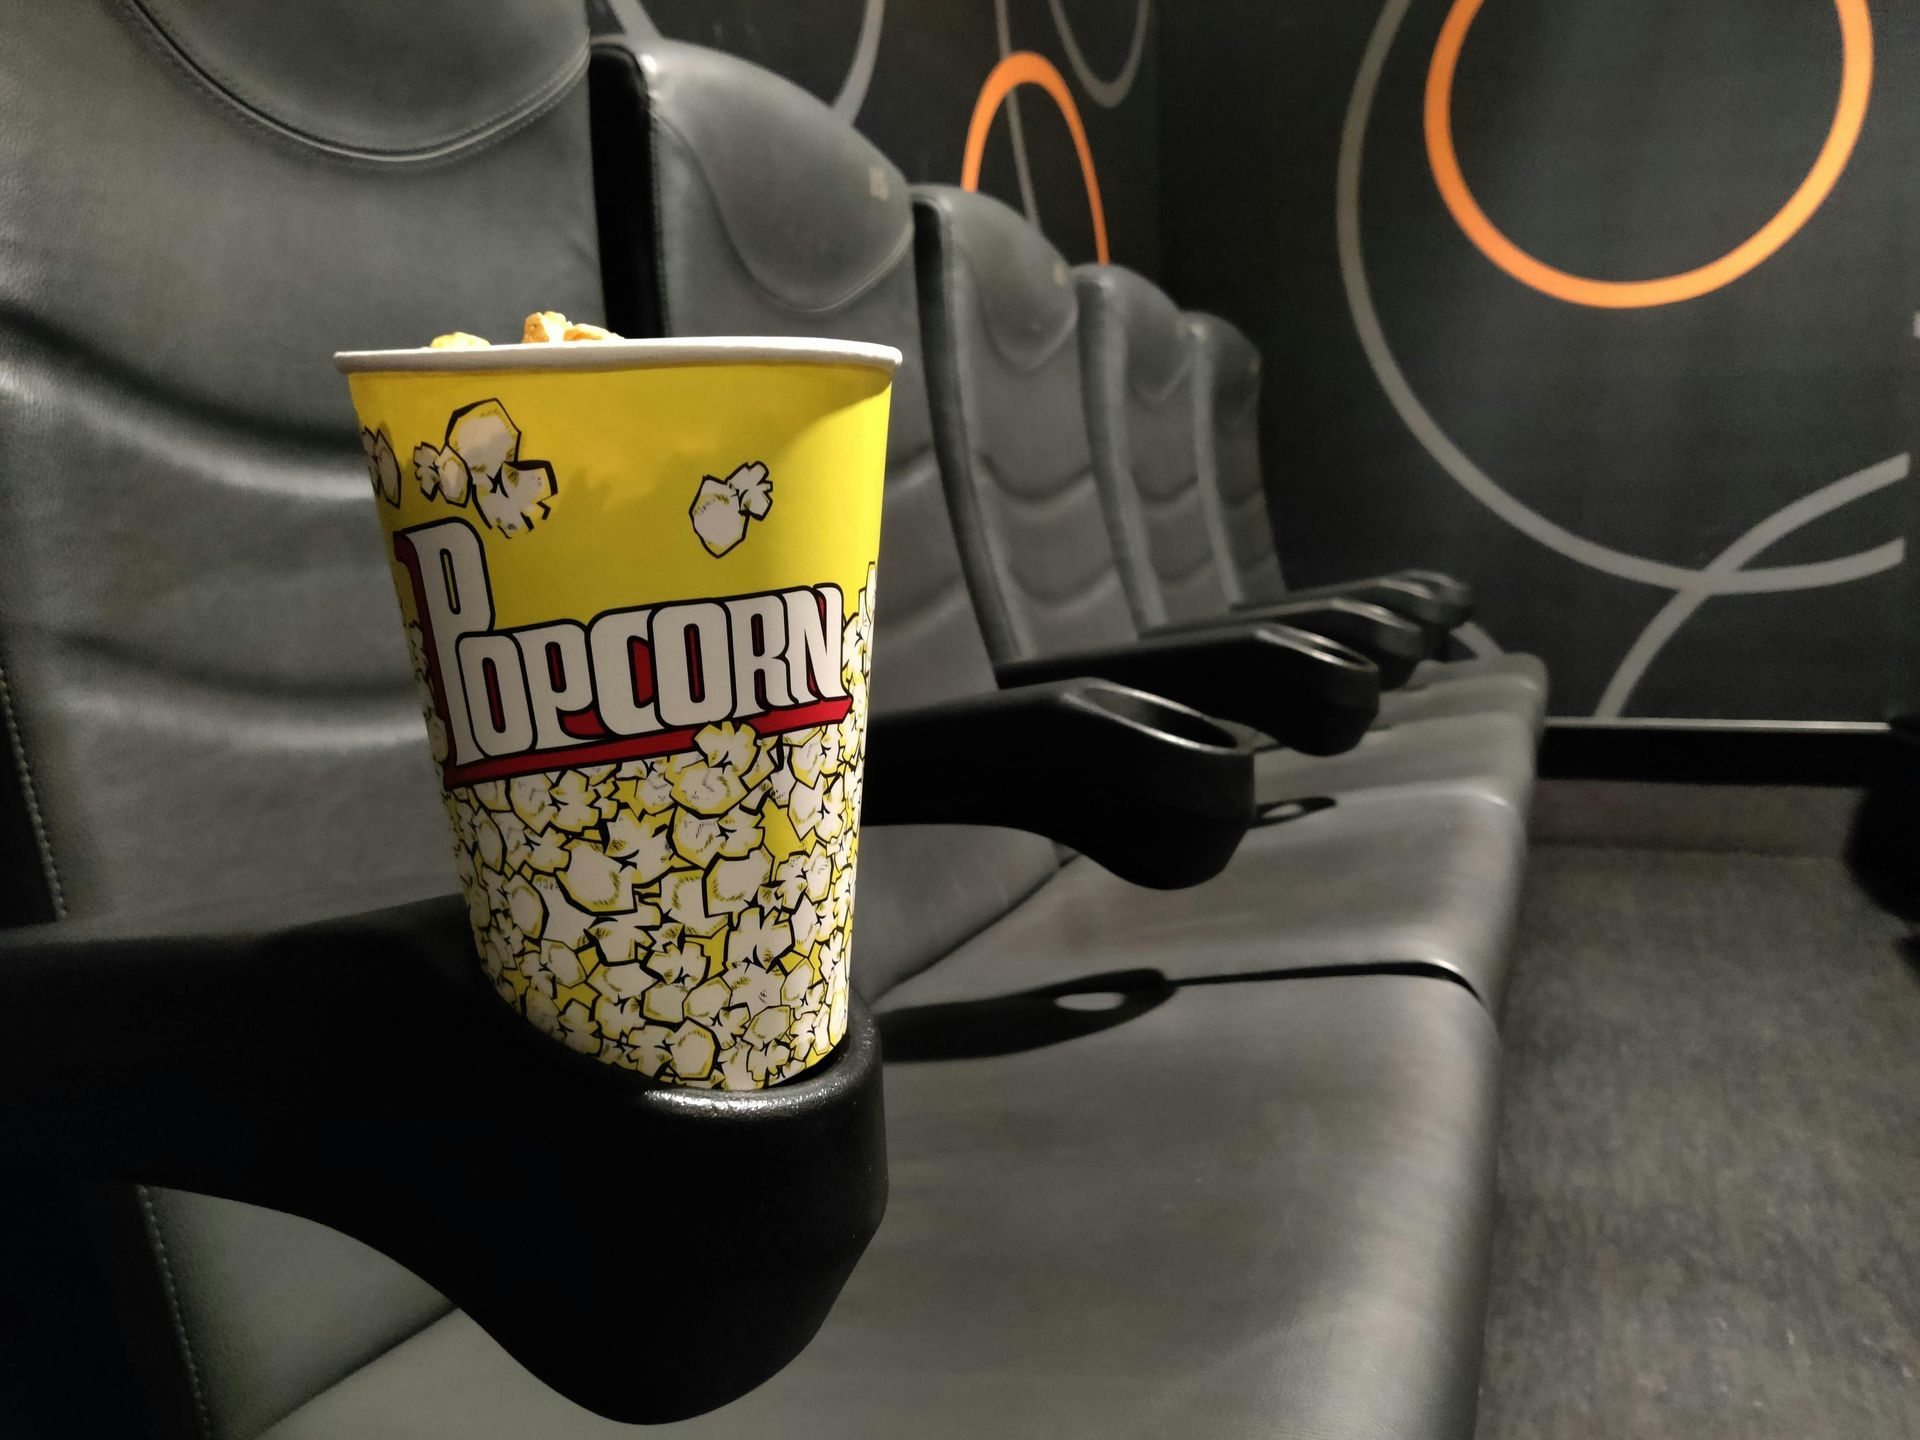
[
  {"left": 522, "top": 310, "right": 572, "bottom": 343},
  {"left": 429, "top": 331, "right": 491, "bottom": 349}
]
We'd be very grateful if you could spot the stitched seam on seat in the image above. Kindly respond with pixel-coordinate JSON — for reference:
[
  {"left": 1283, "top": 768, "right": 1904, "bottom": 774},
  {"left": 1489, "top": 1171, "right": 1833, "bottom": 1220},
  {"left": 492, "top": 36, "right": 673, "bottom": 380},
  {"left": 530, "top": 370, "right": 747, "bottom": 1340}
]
[
  {"left": 650, "top": 116, "right": 914, "bottom": 317},
  {"left": 976, "top": 453, "right": 1102, "bottom": 517},
  {"left": 1002, "top": 554, "right": 1128, "bottom": 614},
  {"left": 119, "top": 0, "right": 588, "bottom": 164},
  {"left": 961, "top": 254, "right": 1078, "bottom": 375},
  {"left": 0, "top": 658, "right": 67, "bottom": 919},
  {"left": 1126, "top": 355, "right": 1191, "bottom": 408},
  {"left": 1132, "top": 469, "right": 1204, "bottom": 508},
  {"left": 137, "top": 1186, "right": 213, "bottom": 1440}
]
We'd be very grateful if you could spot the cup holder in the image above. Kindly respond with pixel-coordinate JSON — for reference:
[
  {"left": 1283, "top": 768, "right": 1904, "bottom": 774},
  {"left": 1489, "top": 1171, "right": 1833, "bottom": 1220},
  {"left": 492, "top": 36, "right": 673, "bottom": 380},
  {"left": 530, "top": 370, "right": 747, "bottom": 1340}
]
[{"left": 1071, "top": 682, "right": 1241, "bottom": 751}]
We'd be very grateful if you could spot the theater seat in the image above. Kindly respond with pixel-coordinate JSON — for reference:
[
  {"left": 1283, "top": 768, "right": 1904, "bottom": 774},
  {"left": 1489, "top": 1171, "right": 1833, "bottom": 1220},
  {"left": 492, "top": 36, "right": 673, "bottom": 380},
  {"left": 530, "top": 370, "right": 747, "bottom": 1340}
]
[
  {"left": 0, "top": 7, "right": 1521, "bottom": 1435},
  {"left": 1070, "top": 258, "right": 1541, "bottom": 814},
  {"left": 1186, "top": 311, "right": 1547, "bottom": 732},
  {"left": 905, "top": 183, "right": 1536, "bottom": 822},
  {"left": 590, "top": 40, "right": 1530, "bottom": 998},
  {"left": 258, "top": 972, "right": 1500, "bottom": 1440}
]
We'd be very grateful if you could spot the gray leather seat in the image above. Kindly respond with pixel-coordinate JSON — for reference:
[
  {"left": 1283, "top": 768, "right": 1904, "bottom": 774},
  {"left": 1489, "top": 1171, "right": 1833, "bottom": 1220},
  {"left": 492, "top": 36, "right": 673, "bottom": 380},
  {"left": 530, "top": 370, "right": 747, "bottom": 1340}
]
[
  {"left": 601, "top": 49, "right": 1524, "bottom": 1000},
  {"left": 1186, "top": 311, "right": 1548, "bottom": 732},
  {"left": 0, "top": 15, "right": 1509, "bottom": 1438},
  {"left": 257, "top": 971, "right": 1500, "bottom": 1440},
  {"left": 1070, "top": 259, "right": 1540, "bottom": 813}
]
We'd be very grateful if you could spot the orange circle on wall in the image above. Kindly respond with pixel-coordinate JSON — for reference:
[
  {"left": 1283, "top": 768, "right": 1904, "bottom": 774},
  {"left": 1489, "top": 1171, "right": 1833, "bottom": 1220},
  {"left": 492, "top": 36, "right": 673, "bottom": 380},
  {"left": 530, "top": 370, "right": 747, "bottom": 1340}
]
[
  {"left": 1424, "top": 0, "right": 1872, "bottom": 308},
  {"left": 963, "top": 51, "right": 1109, "bottom": 263}
]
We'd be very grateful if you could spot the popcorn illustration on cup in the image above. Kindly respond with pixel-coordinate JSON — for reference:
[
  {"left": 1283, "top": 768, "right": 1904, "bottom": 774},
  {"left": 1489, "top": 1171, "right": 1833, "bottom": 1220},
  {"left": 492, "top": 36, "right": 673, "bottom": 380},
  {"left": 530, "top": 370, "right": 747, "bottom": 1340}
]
[
  {"left": 411, "top": 553, "right": 879, "bottom": 1090},
  {"left": 691, "top": 461, "right": 773, "bottom": 557},
  {"left": 361, "top": 426, "right": 401, "bottom": 506},
  {"left": 403, "top": 399, "right": 557, "bottom": 536},
  {"left": 338, "top": 319, "right": 897, "bottom": 1091}
]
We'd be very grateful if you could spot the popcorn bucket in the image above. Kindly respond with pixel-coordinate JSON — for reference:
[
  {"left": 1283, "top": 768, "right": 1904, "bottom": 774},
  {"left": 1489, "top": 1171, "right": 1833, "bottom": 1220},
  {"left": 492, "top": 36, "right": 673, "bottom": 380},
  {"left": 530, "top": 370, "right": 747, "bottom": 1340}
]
[{"left": 335, "top": 337, "right": 897, "bottom": 1089}]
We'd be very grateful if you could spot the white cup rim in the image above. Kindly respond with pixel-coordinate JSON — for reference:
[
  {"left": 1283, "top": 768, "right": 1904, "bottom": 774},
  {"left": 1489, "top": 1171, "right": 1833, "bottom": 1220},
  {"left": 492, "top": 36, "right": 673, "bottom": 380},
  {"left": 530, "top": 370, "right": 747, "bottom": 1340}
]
[{"left": 334, "top": 335, "right": 902, "bottom": 376}]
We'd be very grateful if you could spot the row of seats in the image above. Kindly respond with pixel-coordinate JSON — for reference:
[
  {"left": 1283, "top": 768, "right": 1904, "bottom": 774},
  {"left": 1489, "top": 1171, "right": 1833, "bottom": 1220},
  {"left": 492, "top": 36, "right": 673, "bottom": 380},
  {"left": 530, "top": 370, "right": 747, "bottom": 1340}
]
[{"left": 0, "top": 5, "right": 1542, "bottom": 1437}]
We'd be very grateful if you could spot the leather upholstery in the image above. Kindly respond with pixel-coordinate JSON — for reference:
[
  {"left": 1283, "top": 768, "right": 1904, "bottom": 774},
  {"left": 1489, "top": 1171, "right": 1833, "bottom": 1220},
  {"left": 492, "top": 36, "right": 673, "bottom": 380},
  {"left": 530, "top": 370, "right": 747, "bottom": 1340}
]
[
  {"left": 1261, "top": 712, "right": 1537, "bottom": 822},
  {"left": 0, "top": 21, "right": 1526, "bottom": 1438},
  {"left": 913, "top": 185, "right": 1138, "bottom": 663},
  {"left": 593, "top": 37, "right": 1058, "bottom": 1001},
  {"left": 0, "top": 2, "right": 601, "bottom": 1434},
  {"left": 258, "top": 973, "right": 1500, "bottom": 1440},
  {"left": 1072, "top": 264, "right": 1233, "bottom": 629},
  {"left": 839, "top": 789, "right": 1528, "bottom": 1006},
  {"left": 1188, "top": 312, "right": 1287, "bottom": 604}
]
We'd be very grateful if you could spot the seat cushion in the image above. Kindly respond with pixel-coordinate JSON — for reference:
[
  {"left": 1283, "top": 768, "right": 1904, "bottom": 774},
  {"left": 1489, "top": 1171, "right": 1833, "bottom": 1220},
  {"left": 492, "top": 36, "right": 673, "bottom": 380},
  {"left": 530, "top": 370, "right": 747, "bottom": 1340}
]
[
  {"left": 1381, "top": 658, "right": 1547, "bottom": 737},
  {"left": 866, "top": 789, "right": 1526, "bottom": 1008},
  {"left": 259, "top": 972, "right": 1499, "bottom": 1440},
  {"left": 1401, "top": 653, "right": 1549, "bottom": 737},
  {"left": 1258, "top": 711, "right": 1538, "bottom": 818}
]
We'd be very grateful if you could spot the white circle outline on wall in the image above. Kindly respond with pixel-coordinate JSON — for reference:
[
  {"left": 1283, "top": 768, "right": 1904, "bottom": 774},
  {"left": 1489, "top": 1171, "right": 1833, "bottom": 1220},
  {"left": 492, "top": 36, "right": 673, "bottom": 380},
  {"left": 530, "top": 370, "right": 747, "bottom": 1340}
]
[
  {"left": 1047, "top": 0, "right": 1149, "bottom": 108},
  {"left": 1336, "top": 0, "right": 1904, "bottom": 712}
]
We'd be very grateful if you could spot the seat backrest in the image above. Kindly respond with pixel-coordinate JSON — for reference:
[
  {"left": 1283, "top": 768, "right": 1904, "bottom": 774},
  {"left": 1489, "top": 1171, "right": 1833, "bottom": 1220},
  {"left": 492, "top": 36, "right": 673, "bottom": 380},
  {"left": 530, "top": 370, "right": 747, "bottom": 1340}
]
[
  {"left": 1189, "top": 312, "right": 1289, "bottom": 605},
  {"left": 588, "top": 36, "right": 1057, "bottom": 1000},
  {"left": 913, "top": 184, "right": 1140, "bottom": 664},
  {"left": 1073, "top": 264, "right": 1237, "bottom": 629},
  {"left": 0, "top": 1, "right": 602, "bottom": 1434}
]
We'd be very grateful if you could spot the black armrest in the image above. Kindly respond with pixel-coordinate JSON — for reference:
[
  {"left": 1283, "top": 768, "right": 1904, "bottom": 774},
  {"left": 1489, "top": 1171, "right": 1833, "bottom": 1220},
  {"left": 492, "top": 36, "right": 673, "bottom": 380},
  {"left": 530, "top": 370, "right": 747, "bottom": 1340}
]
[
  {"left": 992, "top": 624, "right": 1378, "bottom": 758},
  {"left": 1235, "top": 573, "right": 1473, "bottom": 633},
  {"left": 1154, "top": 598, "right": 1428, "bottom": 688},
  {"left": 1391, "top": 569, "right": 1474, "bottom": 617},
  {"left": 0, "top": 897, "right": 886, "bottom": 1425},
  {"left": 862, "top": 679, "right": 1253, "bottom": 889}
]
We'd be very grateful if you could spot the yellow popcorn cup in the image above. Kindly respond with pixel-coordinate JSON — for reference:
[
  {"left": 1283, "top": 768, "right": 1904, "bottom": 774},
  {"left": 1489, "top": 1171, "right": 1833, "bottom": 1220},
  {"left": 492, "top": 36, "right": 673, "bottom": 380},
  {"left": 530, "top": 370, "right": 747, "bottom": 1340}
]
[{"left": 335, "top": 338, "right": 897, "bottom": 1089}]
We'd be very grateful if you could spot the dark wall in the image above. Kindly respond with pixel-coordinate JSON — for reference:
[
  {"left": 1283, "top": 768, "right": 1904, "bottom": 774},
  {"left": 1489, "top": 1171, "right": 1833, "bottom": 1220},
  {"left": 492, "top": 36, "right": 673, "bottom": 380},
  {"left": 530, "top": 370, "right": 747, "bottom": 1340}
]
[
  {"left": 1163, "top": 0, "right": 1916, "bottom": 721},
  {"left": 597, "top": 0, "right": 1161, "bottom": 276}
]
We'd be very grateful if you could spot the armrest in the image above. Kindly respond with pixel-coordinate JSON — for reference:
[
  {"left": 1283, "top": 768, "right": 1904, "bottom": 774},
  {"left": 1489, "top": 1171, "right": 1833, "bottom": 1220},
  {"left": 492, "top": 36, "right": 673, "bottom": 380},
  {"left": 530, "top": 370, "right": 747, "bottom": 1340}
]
[
  {"left": 1236, "top": 573, "right": 1473, "bottom": 633},
  {"left": 862, "top": 679, "right": 1253, "bottom": 889},
  {"left": 993, "top": 624, "right": 1378, "bottom": 758},
  {"left": 1155, "top": 598, "right": 1428, "bottom": 688},
  {"left": 1391, "top": 568, "right": 1474, "bottom": 616},
  {"left": 0, "top": 898, "right": 886, "bottom": 1424}
]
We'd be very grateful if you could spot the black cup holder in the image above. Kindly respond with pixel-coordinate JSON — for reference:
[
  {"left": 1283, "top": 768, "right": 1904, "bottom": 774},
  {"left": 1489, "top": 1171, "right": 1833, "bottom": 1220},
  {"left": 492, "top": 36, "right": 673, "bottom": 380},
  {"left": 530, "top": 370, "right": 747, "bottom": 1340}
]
[
  {"left": 995, "top": 625, "right": 1379, "bottom": 758},
  {"left": 0, "top": 895, "right": 888, "bottom": 1423},
  {"left": 1071, "top": 681, "right": 1241, "bottom": 750}
]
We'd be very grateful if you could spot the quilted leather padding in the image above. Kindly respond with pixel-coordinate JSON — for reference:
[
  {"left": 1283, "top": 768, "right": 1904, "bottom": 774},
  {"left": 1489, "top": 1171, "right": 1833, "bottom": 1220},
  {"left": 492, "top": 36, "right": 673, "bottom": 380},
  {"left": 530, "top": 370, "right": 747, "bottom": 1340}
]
[
  {"left": 1189, "top": 312, "right": 1290, "bottom": 605},
  {"left": 0, "top": 0, "right": 602, "bottom": 922},
  {"left": 1072, "top": 265, "right": 1234, "bottom": 629},
  {"left": 913, "top": 186, "right": 1137, "bottom": 664}
]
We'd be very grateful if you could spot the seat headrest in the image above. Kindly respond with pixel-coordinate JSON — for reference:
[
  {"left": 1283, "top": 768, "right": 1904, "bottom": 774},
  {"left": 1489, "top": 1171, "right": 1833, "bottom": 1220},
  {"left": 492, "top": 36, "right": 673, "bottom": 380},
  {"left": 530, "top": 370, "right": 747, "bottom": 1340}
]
[
  {"left": 1187, "top": 313, "right": 1262, "bottom": 423},
  {"left": 1072, "top": 265, "right": 1191, "bottom": 403},
  {"left": 635, "top": 39, "right": 912, "bottom": 313},
  {"left": 130, "top": 0, "right": 586, "bottom": 157},
  {"left": 915, "top": 185, "right": 1076, "bottom": 371}
]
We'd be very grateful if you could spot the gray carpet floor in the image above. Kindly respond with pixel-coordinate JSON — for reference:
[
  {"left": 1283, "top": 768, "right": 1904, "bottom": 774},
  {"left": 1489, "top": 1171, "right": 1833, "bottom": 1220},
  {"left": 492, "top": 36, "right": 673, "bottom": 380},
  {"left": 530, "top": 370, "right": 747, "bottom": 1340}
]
[{"left": 1477, "top": 844, "right": 1920, "bottom": 1438}]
